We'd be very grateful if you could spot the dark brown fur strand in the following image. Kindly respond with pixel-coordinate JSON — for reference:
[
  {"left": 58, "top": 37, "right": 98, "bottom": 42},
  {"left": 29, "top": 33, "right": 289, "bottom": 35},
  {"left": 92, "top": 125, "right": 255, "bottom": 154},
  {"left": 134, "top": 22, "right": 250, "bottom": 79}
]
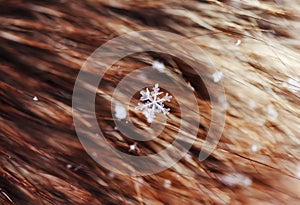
[{"left": 1, "top": 0, "right": 300, "bottom": 204}]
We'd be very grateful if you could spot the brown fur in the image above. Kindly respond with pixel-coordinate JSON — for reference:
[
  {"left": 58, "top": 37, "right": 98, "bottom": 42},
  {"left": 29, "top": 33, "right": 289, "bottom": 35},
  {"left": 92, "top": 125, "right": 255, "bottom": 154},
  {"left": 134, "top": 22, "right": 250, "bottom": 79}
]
[{"left": 1, "top": 0, "right": 300, "bottom": 204}]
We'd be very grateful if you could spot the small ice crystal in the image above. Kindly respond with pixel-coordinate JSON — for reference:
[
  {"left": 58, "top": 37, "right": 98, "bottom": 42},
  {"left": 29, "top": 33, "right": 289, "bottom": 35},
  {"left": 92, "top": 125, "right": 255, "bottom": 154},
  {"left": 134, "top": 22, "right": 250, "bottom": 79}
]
[
  {"left": 135, "top": 84, "right": 172, "bottom": 123},
  {"left": 212, "top": 71, "right": 223, "bottom": 83},
  {"left": 221, "top": 173, "right": 252, "bottom": 187},
  {"left": 114, "top": 102, "right": 127, "bottom": 120},
  {"left": 129, "top": 143, "right": 136, "bottom": 152},
  {"left": 235, "top": 39, "right": 241, "bottom": 46},
  {"left": 251, "top": 145, "right": 259, "bottom": 152},
  {"left": 248, "top": 100, "right": 257, "bottom": 110},
  {"left": 152, "top": 61, "right": 165, "bottom": 73},
  {"left": 218, "top": 95, "right": 229, "bottom": 110},
  {"left": 267, "top": 104, "right": 278, "bottom": 121},
  {"left": 164, "top": 180, "right": 172, "bottom": 188}
]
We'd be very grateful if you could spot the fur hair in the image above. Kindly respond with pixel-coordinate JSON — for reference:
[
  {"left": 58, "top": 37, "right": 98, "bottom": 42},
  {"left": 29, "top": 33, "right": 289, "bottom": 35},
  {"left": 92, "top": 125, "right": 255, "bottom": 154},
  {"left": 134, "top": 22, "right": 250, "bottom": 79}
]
[{"left": 1, "top": 0, "right": 300, "bottom": 204}]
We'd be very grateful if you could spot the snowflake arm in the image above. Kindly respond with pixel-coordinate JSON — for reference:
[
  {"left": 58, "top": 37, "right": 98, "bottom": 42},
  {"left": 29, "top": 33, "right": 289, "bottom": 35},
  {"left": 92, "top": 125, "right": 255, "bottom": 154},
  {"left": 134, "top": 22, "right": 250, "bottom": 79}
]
[{"left": 135, "top": 84, "right": 172, "bottom": 123}]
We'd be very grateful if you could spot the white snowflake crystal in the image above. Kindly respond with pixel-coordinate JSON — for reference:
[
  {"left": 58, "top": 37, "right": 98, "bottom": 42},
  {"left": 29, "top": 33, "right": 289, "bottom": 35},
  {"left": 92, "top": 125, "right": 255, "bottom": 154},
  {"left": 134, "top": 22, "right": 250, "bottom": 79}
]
[{"left": 135, "top": 84, "right": 172, "bottom": 123}]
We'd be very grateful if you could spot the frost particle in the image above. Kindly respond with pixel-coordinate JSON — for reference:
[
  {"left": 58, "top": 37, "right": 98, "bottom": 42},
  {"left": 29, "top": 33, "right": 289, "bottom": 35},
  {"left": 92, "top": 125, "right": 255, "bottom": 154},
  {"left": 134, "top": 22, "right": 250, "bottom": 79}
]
[
  {"left": 218, "top": 95, "right": 229, "bottom": 110},
  {"left": 267, "top": 104, "right": 278, "bottom": 121},
  {"left": 136, "top": 177, "right": 144, "bottom": 187},
  {"left": 164, "top": 180, "right": 172, "bottom": 189},
  {"left": 129, "top": 143, "right": 139, "bottom": 152},
  {"left": 248, "top": 100, "right": 257, "bottom": 110},
  {"left": 152, "top": 60, "right": 165, "bottom": 73},
  {"left": 114, "top": 102, "right": 127, "bottom": 120},
  {"left": 297, "top": 171, "right": 300, "bottom": 178},
  {"left": 129, "top": 144, "right": 136, "bottom": 152},
  {"left": 212, "top": 71, "right": 223, "bottom": 83},
  {"left": 33, "top": 96, "right": 39, "bottom": 101},
  {"left": 108, "top": 172, "right": 115, "bottom": 179},
  {"left": 235, "top": 39, "right": 241, "bottom": 46},
  {"left": 221, "top": 173, "right": 252, "bottom": 187},
  {"left": 251, "top": 145, "right": 259, "bottom": 152}
]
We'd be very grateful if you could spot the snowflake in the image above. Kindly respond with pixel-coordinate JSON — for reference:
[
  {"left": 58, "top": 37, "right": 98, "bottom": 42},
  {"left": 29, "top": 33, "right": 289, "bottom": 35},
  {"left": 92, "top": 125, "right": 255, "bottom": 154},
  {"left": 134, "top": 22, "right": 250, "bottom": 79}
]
[
  {"left": 152, "top": 60, "right": 165, "bottom": 73},
  {"left": 135, "top": 84, "right": 172, "bottom": 123},
  {"left": 212, "top": 71, "right": 223, "bottom": 83}
]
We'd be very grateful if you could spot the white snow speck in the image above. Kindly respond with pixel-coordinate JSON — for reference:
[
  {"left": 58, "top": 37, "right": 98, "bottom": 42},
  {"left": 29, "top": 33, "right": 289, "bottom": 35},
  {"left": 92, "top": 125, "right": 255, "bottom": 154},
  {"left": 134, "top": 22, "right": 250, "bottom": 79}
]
[
  {"left": 248, "top": 100, "right": 257, "bottom": 110},
  {"left": 220, "top": 173, "right": 252, "bottom": 187},
  {"left": 129, "top": 143, "right": 137, "bottom": 152},
  {"left": 114, "top": 102, "right": 127, "bottom": 120},
  {"left": 297, "top": 171, "right": 300, "bottom": 178},
  {"left": 164, "top": 180, "right": 172, "bottom": 189},
  {"left": 108, "top": 172, "right": 115, "bottom": 179},
  {"left": 251, "top": 145, "right": 259, "bottom": 152},
  {"left": 267, "top": 104, "right": 278, "bottom": 121},
  {"left": 152, "top": 61, "right": 165, "bottom": 73},
  {"left": 137, "top": 177, "right": 144, "bottom": 187},
  {"left": 66, "top": 164, "right": 72, "bottom": 169},
  {"left": 218, "top": 95, "right": 229, "bottom": 110},
  {"left": 33, "top": 96, "right": 38, "bottom": 101},
  {"left": 283, "top": 77, "right": 300, "bottom": 93},
  {"left": 235, "top": 39, "right": 241, "bottom": 46},
  {"left": 212, "top": 71, "right": 223, "bottom": 83}
]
